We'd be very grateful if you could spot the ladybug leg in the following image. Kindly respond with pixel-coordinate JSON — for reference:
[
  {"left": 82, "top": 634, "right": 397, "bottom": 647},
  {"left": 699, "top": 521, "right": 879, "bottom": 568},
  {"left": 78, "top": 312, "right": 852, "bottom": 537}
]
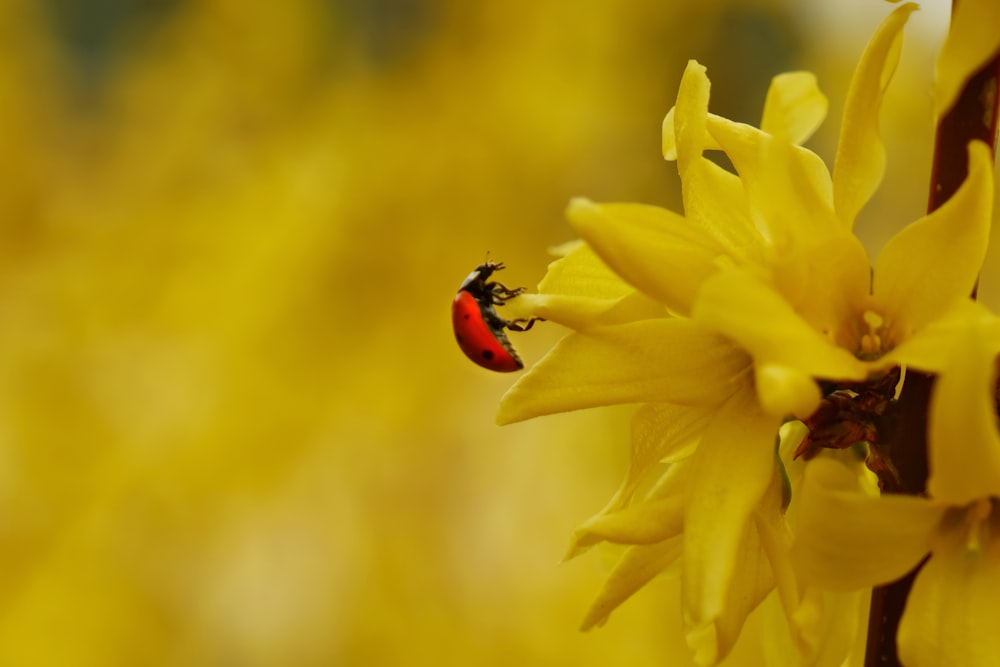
[
  {"left": 488, "top": 281, "right": 526, "bottom": 304},
  {"left": 506, "top": 317, "right": 544, "bottom": 332}
]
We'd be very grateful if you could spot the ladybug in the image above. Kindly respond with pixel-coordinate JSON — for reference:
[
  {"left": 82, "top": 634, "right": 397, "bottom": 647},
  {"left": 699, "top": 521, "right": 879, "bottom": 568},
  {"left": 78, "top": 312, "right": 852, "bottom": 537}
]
[{"left": 453, "top": 260, "right": 539, "bottom": 372}]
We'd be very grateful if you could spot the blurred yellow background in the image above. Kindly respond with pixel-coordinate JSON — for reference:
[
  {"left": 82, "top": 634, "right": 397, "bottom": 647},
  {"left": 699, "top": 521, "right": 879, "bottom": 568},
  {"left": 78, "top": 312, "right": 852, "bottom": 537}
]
[{"left": 0, "top": 0, "right": 982, "bottom": 665}]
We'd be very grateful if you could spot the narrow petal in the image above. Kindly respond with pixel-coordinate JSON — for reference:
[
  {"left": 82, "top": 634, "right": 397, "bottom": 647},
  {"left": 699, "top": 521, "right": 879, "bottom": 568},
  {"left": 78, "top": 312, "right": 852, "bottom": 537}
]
[
  {"left": 536, "top": 240, "right": 633, "bottom": 300},
  {"left": 672, "top": 60, "right": 711, "bottom": 178},
  {"left": 662, "top": 61, "right": 762, "bottom": 258},
  {"left": 693, "top": 514, "right": 775, "bottom": 666},
  {"left": 792, "top": 458, "right": 945, "bottom": 589},
  {"left": 567, "top": 198, "right": 724, "bottom": 316},
  {"left": 682, "top": 156, "right": 762, "bottom": 261},
  {"left": 898, "top": 546, "right": 1000, "bottom": 667},
  {"left": 832, "top": 2, "right": 916, "bottom": 228},
  {"left": 502, "top": 241, "right": 666, "bottom": 328},
  {"left": 707, "top": 114, "right": 837, "bottom": 246},
  {"left": 927, "top": 320, "right": 1000, "bottom": 504},
  {"left": 503, "top": 292, "right": 665, "bottom": 331},
  {"left": 568, "top": 495, "right": 685, "bottom": 552},
  {"left": 760, "top": 71, "right": 828, "bottom": 144},
  {"left": 881, "top": 300, "right": 997, "bottom": 373},
  {"left": 596, "top": 403, "right": 712, "bottom": 515},
  {"left": 580, "top": 538, "right": 683, "bottom": 630},
  {"left": 934, "top": 0, "right": 1000, "bottom": 118},
  {"left": 754, "top": 362, "right": 822, "bottom": 420},
  {"left": 496, "top": 319, "right": 749, "bottom": 424},
  {"left": 693, "top": 269, "right": 868, "bottom": 381},
  {"left": 789, "top": 587, "right": 870, "bottom": 667},
  {"left": 682, "top": 388, "right": 779, "bottom": 649},
  {"left": 874, "top": 140, "right": 994, "bottom": 340}
]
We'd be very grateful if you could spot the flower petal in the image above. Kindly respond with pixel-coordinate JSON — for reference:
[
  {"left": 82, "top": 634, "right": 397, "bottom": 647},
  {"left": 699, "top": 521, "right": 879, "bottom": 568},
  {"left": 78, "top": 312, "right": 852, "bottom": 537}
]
[
  {"left": 569, "top": 494, "right": 685, "bottom": 553},
  {"left": 673, "top": 60, "right": 711, "bottom": 176},
  {"left": 567, "top": 198, "right": 724, "bottom": 316},
  {"left": 927, "top": 319, "right": 1000, "bottom": 505},
  {"left": 754, "top": 362, "right": 821, "bottom": 419},
  {"left": 831, "top": 2, "right": 916, "bottom": 228},
  {"left": 595, "top": 402, "right": 713, "bottom": 515},
  {"left": 503, "top": 242, "right": 666, "bottom": 328},
  {"left": 680, "top": 158, "right": 760, "bottom": 262},
  {"left": 496, "top": 319, "right": 749, "bottom": 424},
  {"left": 934, "top": 0, "right": 1000, "bottom": 118},
  {"left": 692, "top": 268, "right": 868, "bottom": 381},
  {"left": 707, "top": 114, "right": 836, "bottom": 246},
  {"left": 882, "top": 300, "right": 997, "bottom": 372},
  {"left": 580, "top": 538, "right": 683, "bottom": 630},
  {"left": 792, "top": 458, "right": 945, "bottom": 590},
  {"left": 691, "top": 514, "right": 775, "bottom": 666},
  {"left": 537, "top": 240, "right": 632, "bottom": 300},
  {"left": 760, "top": 71, "right": 828, "bottom": 144},
  {"left": 898, "top": 544, "right": 1000, "bottom": 667},
  {"left": 682, "top": 388, "right": 779, "bottom": 655},
  {"left": 874, "top": 140, "right": 994, "bottom": 340}
]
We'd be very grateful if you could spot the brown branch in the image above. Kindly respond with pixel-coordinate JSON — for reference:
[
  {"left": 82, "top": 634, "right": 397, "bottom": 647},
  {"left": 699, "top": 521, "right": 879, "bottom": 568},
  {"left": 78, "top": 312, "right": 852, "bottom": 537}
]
[{"left": 864, "top": 45, "right": 1000, "bottom": 667}]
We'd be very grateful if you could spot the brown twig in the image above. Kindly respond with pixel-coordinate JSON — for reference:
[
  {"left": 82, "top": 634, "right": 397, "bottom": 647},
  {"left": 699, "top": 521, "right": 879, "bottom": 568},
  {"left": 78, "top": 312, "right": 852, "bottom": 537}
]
[{"left": 864, "top": 39, "right": 1000, "bottom": 667}]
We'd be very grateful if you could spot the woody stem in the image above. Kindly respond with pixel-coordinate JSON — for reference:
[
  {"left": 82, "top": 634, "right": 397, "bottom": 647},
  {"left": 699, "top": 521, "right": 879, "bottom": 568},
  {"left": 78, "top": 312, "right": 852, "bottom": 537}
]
[{"left": 864, "top": 44, "right": 1000, "bottom": 667}]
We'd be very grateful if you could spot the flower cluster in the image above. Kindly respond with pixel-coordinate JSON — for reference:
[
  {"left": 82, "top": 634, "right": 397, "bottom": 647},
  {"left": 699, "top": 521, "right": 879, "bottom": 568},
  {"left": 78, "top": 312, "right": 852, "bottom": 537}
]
[{"left": 499, "top": 2, "right": 1000, "bottom": 664}]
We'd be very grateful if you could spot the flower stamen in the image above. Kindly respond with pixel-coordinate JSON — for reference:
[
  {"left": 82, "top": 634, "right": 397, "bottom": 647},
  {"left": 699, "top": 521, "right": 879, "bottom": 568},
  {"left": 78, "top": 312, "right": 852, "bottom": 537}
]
[
  {"left": 964, "top": 497, "right": 994, "bottom": 555},
  {"left": 858, "top": 310, "right": 886, "bottom": 360}
]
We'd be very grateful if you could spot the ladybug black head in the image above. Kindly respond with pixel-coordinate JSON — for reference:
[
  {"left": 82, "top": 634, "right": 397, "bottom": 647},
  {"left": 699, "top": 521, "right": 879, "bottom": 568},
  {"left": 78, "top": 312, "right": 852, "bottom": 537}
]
[{"left": 476, "top": 259, "right": 505, "bottom": 281}]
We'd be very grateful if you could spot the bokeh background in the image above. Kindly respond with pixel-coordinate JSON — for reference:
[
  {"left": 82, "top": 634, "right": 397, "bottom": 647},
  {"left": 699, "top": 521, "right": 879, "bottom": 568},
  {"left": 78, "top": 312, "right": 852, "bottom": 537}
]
[{"left": 0, "top": 0, "right": 988, "bottom": 665}]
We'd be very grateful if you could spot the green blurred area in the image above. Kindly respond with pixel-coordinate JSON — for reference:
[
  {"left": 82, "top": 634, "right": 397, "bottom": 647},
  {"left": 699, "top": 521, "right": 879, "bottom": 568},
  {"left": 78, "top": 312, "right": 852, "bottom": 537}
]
[{"left": 0, "top": 1, "right": 964, "bottom": 664}]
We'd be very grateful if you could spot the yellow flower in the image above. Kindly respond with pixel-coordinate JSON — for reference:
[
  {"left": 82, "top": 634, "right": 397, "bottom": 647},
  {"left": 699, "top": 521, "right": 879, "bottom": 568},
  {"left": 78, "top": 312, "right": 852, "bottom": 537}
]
[
  {"left": 497, "top": 2, "right": 997, "bottom": 664},
  {"left": 793, "top": 318, "right": 1000, "bottom": 667}
]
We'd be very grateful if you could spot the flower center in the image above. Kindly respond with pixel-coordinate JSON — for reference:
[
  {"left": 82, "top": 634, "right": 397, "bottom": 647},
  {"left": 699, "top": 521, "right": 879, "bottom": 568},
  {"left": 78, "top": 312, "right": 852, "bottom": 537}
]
[{"left": 857, "top": 309, "right": 887, "bottom": 361}]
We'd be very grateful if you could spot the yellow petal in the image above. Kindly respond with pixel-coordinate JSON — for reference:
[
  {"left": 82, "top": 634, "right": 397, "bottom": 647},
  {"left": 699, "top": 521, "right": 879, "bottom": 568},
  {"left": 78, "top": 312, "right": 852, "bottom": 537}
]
[
  {"left": 832, "top": 3, "right": 917, "bottom": 228},
  {"left": 788, "top": 587, "right": 870, "bottom": 667},
  {"left": 874, "top": 140, "right": 994, "bottom": 340},
  {"left": 663, "top": 107, "right": 723, "bottom": 161},
  {"left": 760, "top": 71, "right": 828, "bottom": 144},
  {"left": 496, "top": 319, "right": 750, "bottom": 424},
  {"left": 502, "top": 241, "right": 666, "bottom": 328},
  {"left": 567, "top": 198, "right": 724, "bottom": 317},
  {"left": 665, "top": 60, "right": 722, "bottom": 167},
  {"left": 682, "top": 157, "right": 761, "bottom": 262},
  {"left": 707, "top": 114, "right": 836, "bottom": 246},
  {"left": 682, "top": 388, "right": 779, "bottom": 648},
  {"left": 934, "top": 0, "right": 1000, "bottom": 118},
  {"left": 596, "top": 403, "right": 713, "bottom": 516},
  {"left": 568, "top": 494, "right": 685, "bottom": 553},
  {"left": 927, "top": 320, "right": 1000, "bottom": 505},
  {"left": 898, "top": 545, "right": 1000, "bottom": 667},
  {"left": 579, "top": 538, "right": 683, "bottom": 631},
  {"left": 881, "top": 300, "right": 997, "bottom": 372},
  {"left": 503, "top": 291, "right": 665, "bottom": 331},
  {"left": 754, "top": 362, "right": 821, "bottom": 419},
  {"left": 692, "top": 269, "right": 868, "bottom": 381},
  {"left": 792, "top": 458, "right": 945, "bottom": 589},
  {"left": 691, "top": 516, "right": 775, "bottom": 666},
  {"left": 536, "top": 240, "right": 633, "bottom": 300}
]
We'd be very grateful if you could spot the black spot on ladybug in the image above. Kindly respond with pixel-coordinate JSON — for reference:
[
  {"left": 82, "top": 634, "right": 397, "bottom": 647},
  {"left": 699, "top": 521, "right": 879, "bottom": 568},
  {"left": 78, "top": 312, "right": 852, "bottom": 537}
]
[{"left": 482, "top": 349, "right": 494, "bottom": 360}]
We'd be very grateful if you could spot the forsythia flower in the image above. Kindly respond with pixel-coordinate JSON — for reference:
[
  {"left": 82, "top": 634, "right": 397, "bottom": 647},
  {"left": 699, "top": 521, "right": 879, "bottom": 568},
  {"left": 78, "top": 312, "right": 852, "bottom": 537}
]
[
  {"left": 497, "top": 2, "right": 995, "bottom": 664},
  {"left": 793, "top": 319, "right": 1000, "bottom": 667}
]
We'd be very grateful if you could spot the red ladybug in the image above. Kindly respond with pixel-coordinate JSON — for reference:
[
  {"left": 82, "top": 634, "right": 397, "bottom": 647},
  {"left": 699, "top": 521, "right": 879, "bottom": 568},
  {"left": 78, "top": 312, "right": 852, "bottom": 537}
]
[{"left": 453, "top": 260, "right": 539, "bottom": 372}]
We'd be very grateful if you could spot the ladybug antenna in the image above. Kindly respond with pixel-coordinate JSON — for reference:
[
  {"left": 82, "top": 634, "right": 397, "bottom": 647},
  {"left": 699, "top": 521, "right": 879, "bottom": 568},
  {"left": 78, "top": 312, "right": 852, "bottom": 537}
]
[{"left": 482, "top": 251, "right": 504, "bottom": 272}]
